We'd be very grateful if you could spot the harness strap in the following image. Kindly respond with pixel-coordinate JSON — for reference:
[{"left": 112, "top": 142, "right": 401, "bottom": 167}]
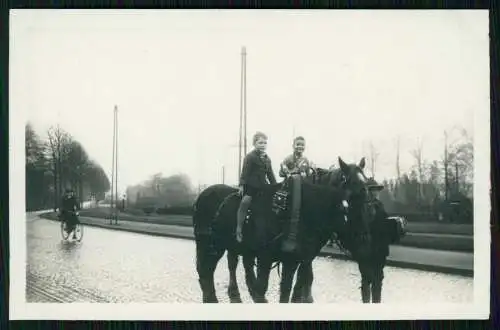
[{"left": 213, "top": 191, "right": 240, "bottom": 221}]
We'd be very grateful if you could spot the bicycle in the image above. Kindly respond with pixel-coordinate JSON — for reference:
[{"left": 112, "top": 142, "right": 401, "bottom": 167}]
[{"left": 59, "top": 210, "right": 84, "bottom": 242}]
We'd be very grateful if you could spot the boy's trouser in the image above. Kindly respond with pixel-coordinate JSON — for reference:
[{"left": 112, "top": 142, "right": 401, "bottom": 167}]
[{"left": 282, "top": 174, "right": 302, "bottom": 252}]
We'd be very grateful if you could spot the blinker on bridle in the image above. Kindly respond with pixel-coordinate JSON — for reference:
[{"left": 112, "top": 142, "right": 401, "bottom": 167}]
[{"left": 341, "top": 167, "right": 371, "bottom": 198}]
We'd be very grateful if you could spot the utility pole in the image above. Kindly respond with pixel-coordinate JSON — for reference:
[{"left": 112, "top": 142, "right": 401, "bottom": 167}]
[
  {"left": 444, "top": 131, "right": 449, "bottom": 202},
  {"left": 238, "top": 46, "right": 247, "bottom": 181},
  {"left": 222, "top": 165, "right": 226, "bottom": 184},
  {"left": 110, "top": 105, "right": 118, "bottom": 225},
  {"left": 110, "top": 107, "right": 116, "bottom": 224},
  {"left": 115, "top": 106, "right": 119, "bottom": 225},
  {"left": 243, "top": 46, "right": 247, "bottom": 156}
]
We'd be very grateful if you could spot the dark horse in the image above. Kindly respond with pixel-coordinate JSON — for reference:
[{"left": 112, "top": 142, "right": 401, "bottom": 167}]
[
  {"left": 192, "top": 157, "right": 372, "bottom": 303},
  {"left": 297, "top": 171, "right": 408, "bottom": 303}
]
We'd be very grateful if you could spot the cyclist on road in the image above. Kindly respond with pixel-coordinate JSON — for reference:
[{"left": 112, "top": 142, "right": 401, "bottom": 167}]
[{"left": 59, "top": 188, "right": 80, "bottom": 239}]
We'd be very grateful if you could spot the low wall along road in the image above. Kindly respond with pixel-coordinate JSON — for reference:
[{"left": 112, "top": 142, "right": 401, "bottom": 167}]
[{"left": 75, "top": 207, "right": 474, "bottom": 252}]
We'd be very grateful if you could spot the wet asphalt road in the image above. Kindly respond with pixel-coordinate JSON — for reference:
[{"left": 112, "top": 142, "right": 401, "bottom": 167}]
[{"left": 26, "top": 214, "right": 473, "bottom": 303}]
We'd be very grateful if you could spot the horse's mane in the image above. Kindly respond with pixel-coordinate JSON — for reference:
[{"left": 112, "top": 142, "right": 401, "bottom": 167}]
[
  {"left": 300, "top": 180, "right": 346, "bottom": 219},
  {"left": 310, "top": 165, "right": 375, "bottom": 254},
  {"left": 309, "top": 167, "right": 344, "bottom": 188}
]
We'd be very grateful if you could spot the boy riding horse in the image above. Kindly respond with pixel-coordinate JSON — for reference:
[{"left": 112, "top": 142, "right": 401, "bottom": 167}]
[
  {"left": 279, "top": 136, "right": 314, "bottom": 253},
  {"left": 236, "top": 132, "right": 277, "bottom": 243}
]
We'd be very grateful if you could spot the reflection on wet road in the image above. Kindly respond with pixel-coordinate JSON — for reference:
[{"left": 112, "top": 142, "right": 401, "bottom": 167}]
[{"left": 27, "top": 216, "right": 473, "bottom": 303}]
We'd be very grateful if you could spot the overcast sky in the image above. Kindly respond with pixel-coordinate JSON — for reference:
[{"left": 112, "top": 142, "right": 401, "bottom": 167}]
[{"left": 11, "top": 10, "right": 488, "bottom": 194}]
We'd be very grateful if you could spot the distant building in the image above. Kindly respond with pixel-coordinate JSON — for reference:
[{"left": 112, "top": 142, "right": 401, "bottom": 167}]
[{"left": 126, "top": 184, "right": 156, "bottom": 205}]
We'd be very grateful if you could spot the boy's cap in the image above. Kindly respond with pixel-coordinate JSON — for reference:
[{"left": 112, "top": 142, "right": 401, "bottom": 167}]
[{"left": 366, "top": 177, "right": 384, "bottom": 191}]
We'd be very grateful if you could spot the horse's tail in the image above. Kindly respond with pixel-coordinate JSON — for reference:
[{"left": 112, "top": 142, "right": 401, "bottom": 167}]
[{"left": 192, "top": 188, "right": 212, "bottom": 241}]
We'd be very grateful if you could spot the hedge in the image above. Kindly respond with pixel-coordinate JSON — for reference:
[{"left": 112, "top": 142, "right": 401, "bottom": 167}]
[{"left": 155, "top": 206, "right": 193, "bottom": 216}]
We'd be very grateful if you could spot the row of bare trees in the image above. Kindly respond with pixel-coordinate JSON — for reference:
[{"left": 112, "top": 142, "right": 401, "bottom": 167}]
[
  {"left": 365, "top": 127, "right": 473, "bottom": 222},
  {"left": 26, "top": 123, "right": 110, "bottom": 211}
]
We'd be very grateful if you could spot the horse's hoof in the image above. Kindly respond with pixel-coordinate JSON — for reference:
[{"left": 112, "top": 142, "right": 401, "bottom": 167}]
[
  {"left": 229, "top": 295, "right": 243, "bottom": 303},
  {"left": 254, "top": 296, "right": 268, "bottom": 303},
  {"left": 203, "top": 295, "right": 219, "bottom": 303}
]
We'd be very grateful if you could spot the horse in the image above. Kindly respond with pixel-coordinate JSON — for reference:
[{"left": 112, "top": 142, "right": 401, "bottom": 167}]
[
  {"left": 192, "top": 157, "right": 372, "bottom": 303},
  {"left": 210, "top": 164, "right": 328, "bottom": 304},
  {"left": 292, "top": 177, "right": 408, "bottom": 303}
]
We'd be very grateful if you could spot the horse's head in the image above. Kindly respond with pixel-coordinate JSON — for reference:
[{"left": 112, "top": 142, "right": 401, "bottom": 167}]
[
  {"left": 308, "top": 157, "right": 370, "bottom": 208},
  {"left": 334, "top": 157, "right": 369, "bottom": 201},
  {"left": 327, "top": 157, "right": 373, "bottom": 240}
]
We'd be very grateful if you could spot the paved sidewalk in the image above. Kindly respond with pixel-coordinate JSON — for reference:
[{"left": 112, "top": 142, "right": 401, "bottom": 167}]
[{"left": 42, "top": 214, "right": 474, "bottom": 277}]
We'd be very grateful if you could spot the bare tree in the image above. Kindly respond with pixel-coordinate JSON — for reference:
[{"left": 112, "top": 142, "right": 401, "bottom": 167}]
[
  {"left": 410, "top": 137, "right": 424, "bottom": 202},
  {"left": 26, "top": 123, "right": 50, "bottom": 210},
  {"left": 443, "top": 130, "right": 449, "bottom": 201},
  {"left": 26, "top": 124, "right": 109, "bottom": 211},
  {"left": 368, "top": 142, "right": 380, "bottom": 178},
  {"left": 448, "top": 128, "right": 474, "bottom": 198},
  {"left": 46, "top": 125, "right": 72, "bottom": 210},
  {"left": 395, "top": 136, "right": 401, "bottom": 180},
  {"left": 66, "top": 139, "right": 90, "bottom": 206},
  {"left": 85, "top": 159, "right": 111, "bottom": 201},
  {"left": 442, "top": 126, "right": 473, "bottom": 200}
]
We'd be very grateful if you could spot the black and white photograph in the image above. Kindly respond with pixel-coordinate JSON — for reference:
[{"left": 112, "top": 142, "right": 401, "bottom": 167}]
[{"left": 10, "top": 10, "right": 489, "bottom": 320}]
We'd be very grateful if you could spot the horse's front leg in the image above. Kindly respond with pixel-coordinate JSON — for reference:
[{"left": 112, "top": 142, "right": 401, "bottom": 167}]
[
  {"left": 279, "top": 259, "right": 299, "bottom": 303},
  {"left": 301, "top": 261, "right": 314, "bottom": 303},
  {"left": 242, "top": 254, "right": 257, "bottom": 299},
  {"left": 253, "top": 257, "right": 272, "bottom": 303},
  {"left": 291, "top": 261, "right": 314, "bottom": 303},
  {"left": 360, "top": 278, "right": 371, "bottom": 303},
  {"left": 291, "top": 272, "right": 303, "bottom": 303},
  {"left": 371, "top": 257, "right": 386, "bottom": 303},
  {"left": 227, "top": 249, "right": 242, "bottom": 303}
]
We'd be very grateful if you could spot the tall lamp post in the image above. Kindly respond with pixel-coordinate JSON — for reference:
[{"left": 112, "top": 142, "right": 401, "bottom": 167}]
[
  {"left": 110, "top": 105, "right": 119, "bottom": 225},
  {"left": 238, "top": 46, "right": 247, "bottom": 181}
]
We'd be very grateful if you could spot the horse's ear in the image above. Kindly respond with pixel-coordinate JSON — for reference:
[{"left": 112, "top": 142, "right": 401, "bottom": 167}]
[
  {"left": 359, "top": 157, "right": 366, "bottom": 169},
  {"left": 338, "top": 157, "right": 348, "bottom": 173}
]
